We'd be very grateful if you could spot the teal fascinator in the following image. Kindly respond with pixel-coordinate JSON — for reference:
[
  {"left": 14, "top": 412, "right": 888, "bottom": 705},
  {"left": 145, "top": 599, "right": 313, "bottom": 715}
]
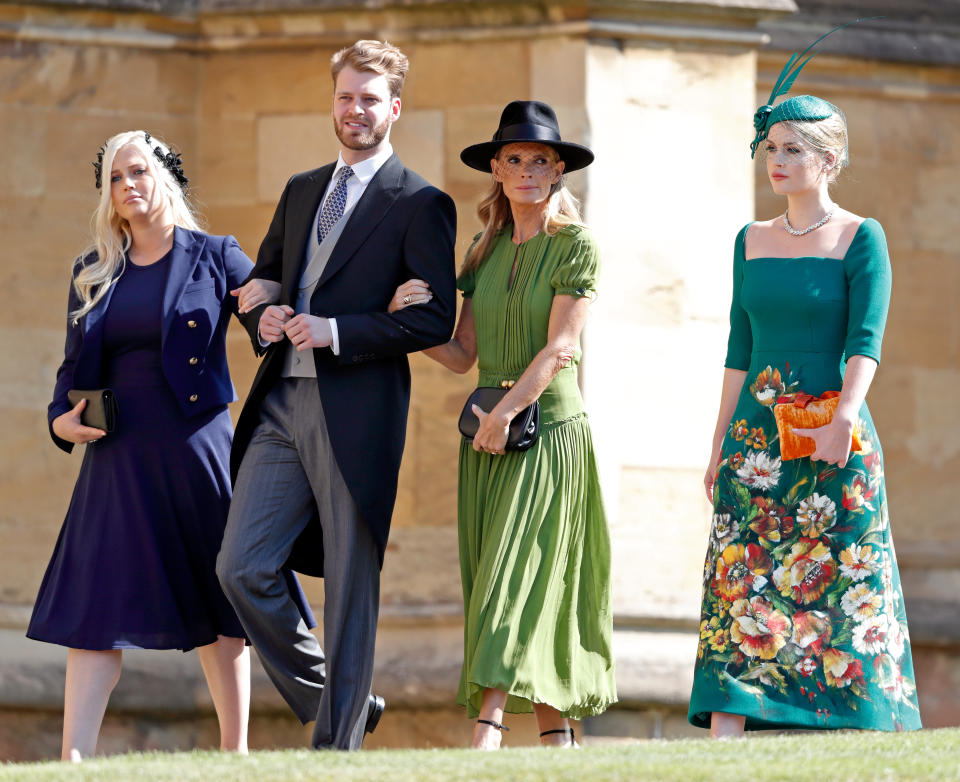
[{"left": 750, "top": 19, "right": 876, "bottom": 158}]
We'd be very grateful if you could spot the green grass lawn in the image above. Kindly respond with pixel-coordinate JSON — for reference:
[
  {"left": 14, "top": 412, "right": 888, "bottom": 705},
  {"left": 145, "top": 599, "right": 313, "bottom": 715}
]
[{"left": 3, "top": 729, "right": 960, "bottom": 782}]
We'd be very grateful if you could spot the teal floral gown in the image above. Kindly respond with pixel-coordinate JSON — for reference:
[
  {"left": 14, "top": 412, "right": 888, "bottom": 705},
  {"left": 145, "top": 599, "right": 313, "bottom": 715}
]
[
  {"left": 688, "top": 219, "right": 922, "bottom": 731},
  {"left": 455, "top": 225, "right": 617, "bottom": 720}
]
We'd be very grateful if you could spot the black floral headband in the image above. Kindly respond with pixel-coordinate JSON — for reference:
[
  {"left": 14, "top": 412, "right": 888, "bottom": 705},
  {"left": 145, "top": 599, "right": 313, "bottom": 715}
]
[{"left": 92, "top": 132, "right": 189, "bottom": 191}]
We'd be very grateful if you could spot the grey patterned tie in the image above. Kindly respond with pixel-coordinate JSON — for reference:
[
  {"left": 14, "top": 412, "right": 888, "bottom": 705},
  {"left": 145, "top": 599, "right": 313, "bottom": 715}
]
[{"left": 317, "top": 166, "right": 354, "bottom": 244}]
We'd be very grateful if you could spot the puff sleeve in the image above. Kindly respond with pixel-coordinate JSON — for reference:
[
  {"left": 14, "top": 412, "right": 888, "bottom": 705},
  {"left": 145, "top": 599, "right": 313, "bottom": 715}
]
[
  {"left": 456, "top": 232, "right": 483, "bottom": 299},
  {"left": 550, "top": 228, "right": 599, "bottom": 298},
  {"left": 456, "top": 268, "right": 476, "bottom": 300},
  {"left": 843, "top": 218, "right": 891, "bottom": 364},
  {"left": 724, "top": 225, "right": 753, "bottom": 371}
]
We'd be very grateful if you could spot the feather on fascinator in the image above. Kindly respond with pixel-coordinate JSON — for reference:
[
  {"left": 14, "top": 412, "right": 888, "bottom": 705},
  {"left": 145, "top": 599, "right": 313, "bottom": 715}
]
[{"left": 750, "top": 18, "right": 879, "bottom": 158}]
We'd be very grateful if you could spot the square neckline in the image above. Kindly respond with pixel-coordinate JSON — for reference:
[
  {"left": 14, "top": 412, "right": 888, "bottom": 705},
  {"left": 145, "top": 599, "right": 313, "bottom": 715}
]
[{"left": 743, "top": 218, "right": 868, "bottom": 263}]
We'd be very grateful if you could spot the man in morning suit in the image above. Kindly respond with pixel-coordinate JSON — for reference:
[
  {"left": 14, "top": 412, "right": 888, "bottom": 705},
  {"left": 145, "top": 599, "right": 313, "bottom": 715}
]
[{"left": 217, "top": 39, "right": 457, "bottom": 750}]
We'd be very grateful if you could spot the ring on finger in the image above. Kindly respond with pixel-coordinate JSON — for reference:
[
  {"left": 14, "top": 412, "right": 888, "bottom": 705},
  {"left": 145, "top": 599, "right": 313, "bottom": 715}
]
[{"left": 403, "top": 295, "right": 411, "bottom": 304}]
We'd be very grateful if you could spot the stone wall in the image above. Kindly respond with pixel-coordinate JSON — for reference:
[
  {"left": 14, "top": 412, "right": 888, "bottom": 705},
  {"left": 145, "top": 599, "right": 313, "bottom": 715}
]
[
  {"left": 0, "top": 0, "right": 785, "bottom": 755},
  {"left": 1, "top": 0, "right": 957, "bottom": 760},
  {"left": 582, "top": 33, "right": 759, "bottom": 736}
]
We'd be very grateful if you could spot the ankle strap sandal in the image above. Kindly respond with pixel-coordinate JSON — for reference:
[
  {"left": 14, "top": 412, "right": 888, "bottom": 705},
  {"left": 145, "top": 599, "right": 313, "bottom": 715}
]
[
  {"left": 540, "top": 727, "right": 576, "bottom": 745},
  {"left": 477, "top": 718, "right": 510, "bottom": 732}
]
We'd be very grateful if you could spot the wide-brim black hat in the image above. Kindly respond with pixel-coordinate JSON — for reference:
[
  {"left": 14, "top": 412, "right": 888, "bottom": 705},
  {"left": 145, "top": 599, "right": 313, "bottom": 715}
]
[{"left": 460, "top": 100, "right": 594, "bottom": 173}]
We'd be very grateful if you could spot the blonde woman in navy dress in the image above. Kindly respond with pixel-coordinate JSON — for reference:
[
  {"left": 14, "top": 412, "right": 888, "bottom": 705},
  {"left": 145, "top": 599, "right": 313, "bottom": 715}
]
[{"left": 27, "top": 131, "right": 307, "bottom": 760}]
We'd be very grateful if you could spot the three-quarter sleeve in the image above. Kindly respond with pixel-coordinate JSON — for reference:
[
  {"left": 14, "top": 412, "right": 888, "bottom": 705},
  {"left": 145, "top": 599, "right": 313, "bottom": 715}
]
[
  {"left": 550, "top": 227, "right": 599, "bottom": 298},
  {"left": 843, "top": 218, "right": 891, "bottom": 364},
  {"left": 724, "top": 225, "right": 753, "bottom": 370}
]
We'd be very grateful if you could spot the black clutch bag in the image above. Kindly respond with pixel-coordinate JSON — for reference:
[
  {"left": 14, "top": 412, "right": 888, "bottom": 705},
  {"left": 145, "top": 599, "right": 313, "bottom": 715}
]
[
  {"left": 458, "top": 386, "right": 540, "bottom": 451},
  {"left": 67, "top": 388, "right": 119, "bottom": 432}
]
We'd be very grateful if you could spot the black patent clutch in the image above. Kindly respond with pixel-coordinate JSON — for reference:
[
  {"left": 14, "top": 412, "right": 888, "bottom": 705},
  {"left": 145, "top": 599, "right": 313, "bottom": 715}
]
[
  {"left": 67, "top": 388, "right": 119, "bottom": 432},
  {"left": 458, "top": 387, "right": 540, "bottom": 451}
]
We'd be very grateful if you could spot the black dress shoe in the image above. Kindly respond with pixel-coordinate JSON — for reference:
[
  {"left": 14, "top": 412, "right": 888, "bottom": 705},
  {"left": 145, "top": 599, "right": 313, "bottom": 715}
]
[{"left": 365, "top": 694, "right": 385, "bottom": 734}]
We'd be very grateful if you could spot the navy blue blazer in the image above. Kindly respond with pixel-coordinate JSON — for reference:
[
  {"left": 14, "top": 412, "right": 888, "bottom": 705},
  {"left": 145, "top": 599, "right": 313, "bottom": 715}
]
[
  {"left": 48, "top": 227, "right": 254, "bottom": 452},
  {"left": 234, "top": 153, "right": 457, "bottom": 577}
]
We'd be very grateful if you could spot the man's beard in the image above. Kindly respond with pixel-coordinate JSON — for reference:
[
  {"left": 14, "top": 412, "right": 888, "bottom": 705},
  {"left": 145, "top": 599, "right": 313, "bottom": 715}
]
[{"left": 334, "top": 115, "right": 391, "bottom": 150}]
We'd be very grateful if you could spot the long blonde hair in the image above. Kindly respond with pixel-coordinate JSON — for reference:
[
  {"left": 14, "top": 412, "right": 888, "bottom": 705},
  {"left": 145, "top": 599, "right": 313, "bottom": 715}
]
[
  {"left": 461, "top": 148, "right": 585, "bottom": 275},
  {"left": 71, "top": 130, "right": 201, "bottom": 324}
]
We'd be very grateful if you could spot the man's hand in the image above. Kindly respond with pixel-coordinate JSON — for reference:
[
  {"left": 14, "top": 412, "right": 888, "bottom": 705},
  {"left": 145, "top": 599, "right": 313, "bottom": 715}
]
[
  {"left": 259, "top": 305, "right": 294, "bottom": 343},
  {"left": 284, "top": 314, "right": 333, "bottom": 351}
]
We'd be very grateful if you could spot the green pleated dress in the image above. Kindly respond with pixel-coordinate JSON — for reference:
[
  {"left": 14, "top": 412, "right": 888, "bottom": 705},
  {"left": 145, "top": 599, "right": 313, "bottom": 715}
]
[
  {"left": 688, "top": 219, "right": 922, "bottom": 731},
  {"left": 455, "top": 225, "right": 617, "bottom": 720}
]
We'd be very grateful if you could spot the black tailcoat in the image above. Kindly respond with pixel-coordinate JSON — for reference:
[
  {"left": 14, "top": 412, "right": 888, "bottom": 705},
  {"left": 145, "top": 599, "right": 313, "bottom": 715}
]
[{"left": 234, "top": 154, "right": 457, "bottom": 577}]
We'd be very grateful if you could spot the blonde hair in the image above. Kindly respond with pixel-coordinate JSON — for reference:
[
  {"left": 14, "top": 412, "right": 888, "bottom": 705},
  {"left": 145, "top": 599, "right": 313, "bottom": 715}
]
[
  {"left": 779, "top": 111, "right": 849, "bottom": 183},
  {"left": 330, "top": 40, "right": 409, "bottom": 99},
  {"left": 71, "top": 131, "right": 201, "bottom": 324},
  {"left": 461, "top": 147, "right": 585, "bottom": 275}
]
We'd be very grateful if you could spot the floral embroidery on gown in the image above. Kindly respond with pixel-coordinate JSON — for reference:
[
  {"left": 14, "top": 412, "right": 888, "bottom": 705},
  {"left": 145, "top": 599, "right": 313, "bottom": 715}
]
[{"left": 688, "top": 219, "right": 921, "bottom": 731}]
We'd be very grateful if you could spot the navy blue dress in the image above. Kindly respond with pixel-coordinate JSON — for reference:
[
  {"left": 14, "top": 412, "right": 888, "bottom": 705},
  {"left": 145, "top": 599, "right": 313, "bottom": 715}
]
[{"left": 29, "top": 251, "right": 310, "bottom": 651}]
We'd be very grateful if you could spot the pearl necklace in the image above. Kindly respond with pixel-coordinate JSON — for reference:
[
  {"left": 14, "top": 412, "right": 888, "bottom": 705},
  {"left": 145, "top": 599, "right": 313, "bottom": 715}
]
[{"left": 783, "top": 206, "right": 835, "bottom": 236}]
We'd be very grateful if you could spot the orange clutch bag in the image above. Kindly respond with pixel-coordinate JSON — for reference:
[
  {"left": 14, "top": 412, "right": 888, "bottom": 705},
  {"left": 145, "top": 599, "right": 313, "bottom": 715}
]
[{"left": 773, "top": 391, "right": 862, "bottom": 461}]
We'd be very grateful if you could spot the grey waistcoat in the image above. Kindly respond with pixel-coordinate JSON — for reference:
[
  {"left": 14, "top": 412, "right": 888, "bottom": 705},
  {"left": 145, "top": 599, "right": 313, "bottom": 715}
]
[{"left": 281, "top": 201, "right": 357, "bottom": 378}]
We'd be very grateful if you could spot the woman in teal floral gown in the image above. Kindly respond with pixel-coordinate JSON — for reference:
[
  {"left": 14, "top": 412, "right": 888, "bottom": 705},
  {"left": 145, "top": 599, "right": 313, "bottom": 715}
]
[{"left": 689, "top": 74, "right": 922, "bottom": 735}]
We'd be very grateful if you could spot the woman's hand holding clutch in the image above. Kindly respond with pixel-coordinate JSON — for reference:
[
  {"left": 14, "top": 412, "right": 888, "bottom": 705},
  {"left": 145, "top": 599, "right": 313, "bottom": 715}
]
[
  {"left": 52, "top": 398, "right": 106, "bottom": 444},
  {"left": 471, "top": 404, "right": 509, "bottom": 455},
  {"left": 794, "top": 412, "right": 857, "bottom": 468}
]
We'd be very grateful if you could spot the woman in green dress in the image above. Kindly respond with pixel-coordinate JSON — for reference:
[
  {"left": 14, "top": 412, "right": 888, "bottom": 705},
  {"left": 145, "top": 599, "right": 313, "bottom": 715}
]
[
  {"left": 689, "top": 44, "right": 922, "bottom": 737},
  {"left": 391, "top": 101, "right": 616, "bottom": 749}
]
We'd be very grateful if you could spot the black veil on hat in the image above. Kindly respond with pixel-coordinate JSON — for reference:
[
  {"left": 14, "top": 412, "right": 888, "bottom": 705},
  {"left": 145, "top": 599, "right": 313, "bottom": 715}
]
[{"left": 460, "top": 100, "right": 594, "bottom": 173}]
